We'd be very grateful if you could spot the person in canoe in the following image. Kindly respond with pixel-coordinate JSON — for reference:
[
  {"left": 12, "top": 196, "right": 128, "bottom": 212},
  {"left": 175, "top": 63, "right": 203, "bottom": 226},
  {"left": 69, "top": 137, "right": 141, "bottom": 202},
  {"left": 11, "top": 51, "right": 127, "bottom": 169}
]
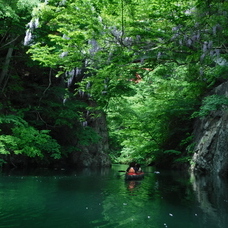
[
  {"left": 126, "top": 162, "right": 137, "bottom": 173},
  {"left": 135, "top": 163, "right": 142, "bottom": 173},
  {"left": 125, "top": 162, "right": 144, "bottom": 180}
]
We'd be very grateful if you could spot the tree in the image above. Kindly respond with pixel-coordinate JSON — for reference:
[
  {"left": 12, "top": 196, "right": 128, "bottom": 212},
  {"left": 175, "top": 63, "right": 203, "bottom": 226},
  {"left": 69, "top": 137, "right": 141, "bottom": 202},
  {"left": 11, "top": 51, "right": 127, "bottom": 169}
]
[
  {"left": 0, "top": 0, "right": 40, "bottom": 91},
  {"left": 105, "top": 0, "right": 228, "bottom": 165},
  {"left": 26, "top": 0, "right": 228, "bottom": 167},
  {"left": 0, "top": 115, "right": 61, "bottom": 167}
]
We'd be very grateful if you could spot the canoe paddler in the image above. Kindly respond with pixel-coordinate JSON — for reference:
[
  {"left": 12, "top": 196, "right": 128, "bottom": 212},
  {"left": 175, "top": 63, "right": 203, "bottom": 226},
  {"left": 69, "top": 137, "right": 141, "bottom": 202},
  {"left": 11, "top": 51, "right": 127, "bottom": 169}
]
[{"left": 126, "top": 162, "right": 137, "bottom": 173}]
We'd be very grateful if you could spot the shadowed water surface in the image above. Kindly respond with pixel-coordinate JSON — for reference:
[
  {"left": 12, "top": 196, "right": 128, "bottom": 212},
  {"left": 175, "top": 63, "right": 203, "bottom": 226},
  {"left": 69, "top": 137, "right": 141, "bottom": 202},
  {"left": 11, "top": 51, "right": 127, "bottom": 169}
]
[{"left": 0, "top": 164, "right": 227, "bottom": 228}]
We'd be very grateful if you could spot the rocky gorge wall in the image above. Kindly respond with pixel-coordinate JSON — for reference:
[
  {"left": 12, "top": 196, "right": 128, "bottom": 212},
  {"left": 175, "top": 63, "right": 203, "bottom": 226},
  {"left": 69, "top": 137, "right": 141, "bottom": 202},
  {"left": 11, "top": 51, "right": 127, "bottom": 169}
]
[
  {"left": 191, "top": 81, "right": 228, "bottom": 176},
  {"left": 70, "top": 110, "right": 111, "bottom": 167}
]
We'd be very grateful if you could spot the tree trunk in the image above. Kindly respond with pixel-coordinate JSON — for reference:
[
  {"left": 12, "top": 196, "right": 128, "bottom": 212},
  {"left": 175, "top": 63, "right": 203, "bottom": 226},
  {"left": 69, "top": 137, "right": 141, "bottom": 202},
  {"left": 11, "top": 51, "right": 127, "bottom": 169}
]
[{"left": 0, "top": 37, "right": 17, "bottom": 90}]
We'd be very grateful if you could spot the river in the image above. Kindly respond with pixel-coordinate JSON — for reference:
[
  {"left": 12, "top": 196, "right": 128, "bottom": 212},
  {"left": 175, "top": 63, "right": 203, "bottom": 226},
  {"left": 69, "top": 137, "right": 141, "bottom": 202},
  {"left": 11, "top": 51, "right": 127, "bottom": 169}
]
[{"left": 0, "top": 164, "right": 227, "bottom": 228}]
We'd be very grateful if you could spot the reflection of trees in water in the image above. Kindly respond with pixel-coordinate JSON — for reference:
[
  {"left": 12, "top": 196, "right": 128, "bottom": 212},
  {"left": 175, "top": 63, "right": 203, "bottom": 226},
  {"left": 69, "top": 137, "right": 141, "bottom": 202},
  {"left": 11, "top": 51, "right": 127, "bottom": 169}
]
[
  {"left": 155, "top": 170, "right": 195, "bottom": 205},
  {"left": 97, "top": 175, "right": 163, "bottom": 228},
  {"left": 191, "top": 173, "right": 228, "bottom": 228}
]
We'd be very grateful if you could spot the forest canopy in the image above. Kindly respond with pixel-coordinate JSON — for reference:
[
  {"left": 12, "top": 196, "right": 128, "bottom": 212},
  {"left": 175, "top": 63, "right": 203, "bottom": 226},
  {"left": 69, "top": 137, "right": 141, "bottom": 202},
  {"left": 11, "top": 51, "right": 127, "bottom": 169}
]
[{"left": 0, "top": 0, "right": 228, "bottom": 168}]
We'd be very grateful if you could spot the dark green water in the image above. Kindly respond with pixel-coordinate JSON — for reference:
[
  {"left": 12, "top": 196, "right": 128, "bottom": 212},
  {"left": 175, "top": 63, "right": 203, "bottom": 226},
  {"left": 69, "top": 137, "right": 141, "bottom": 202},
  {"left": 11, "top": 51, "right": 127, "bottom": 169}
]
[{"left": 0, "top": 164, "right": 228, "bottom": 228}]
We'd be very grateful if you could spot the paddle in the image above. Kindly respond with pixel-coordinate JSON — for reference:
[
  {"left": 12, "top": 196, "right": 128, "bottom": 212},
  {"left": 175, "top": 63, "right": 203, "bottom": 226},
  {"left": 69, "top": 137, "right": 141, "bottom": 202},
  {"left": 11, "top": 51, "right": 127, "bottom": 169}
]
[{"left": 118, "top": 170, "right": 160, "bottom": 174}]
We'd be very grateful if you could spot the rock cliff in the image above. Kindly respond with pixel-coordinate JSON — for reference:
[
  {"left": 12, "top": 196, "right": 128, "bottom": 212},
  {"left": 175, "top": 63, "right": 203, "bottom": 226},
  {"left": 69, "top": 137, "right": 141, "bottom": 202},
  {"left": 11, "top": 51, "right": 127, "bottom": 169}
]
[
  {"left": 191, "top": 81, "right": 228, "bottom": 176},
  {"left": 71, "top": 110, "right": 111, "bottom": 167}
]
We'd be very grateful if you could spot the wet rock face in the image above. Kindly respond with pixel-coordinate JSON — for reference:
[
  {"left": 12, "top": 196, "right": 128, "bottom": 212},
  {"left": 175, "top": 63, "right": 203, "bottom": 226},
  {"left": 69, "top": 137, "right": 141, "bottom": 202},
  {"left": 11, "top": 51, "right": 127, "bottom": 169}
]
[{"left": 191, "top": 82, "right": 228, "bottom": 176}]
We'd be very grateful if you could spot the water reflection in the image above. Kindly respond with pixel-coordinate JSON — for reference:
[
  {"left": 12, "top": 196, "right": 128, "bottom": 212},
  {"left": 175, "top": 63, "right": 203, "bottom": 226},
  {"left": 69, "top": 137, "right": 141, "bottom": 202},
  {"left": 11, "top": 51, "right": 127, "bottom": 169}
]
[
  {"left": 190, "top": 173, "right": 228, "bottom": 228},
  {"left": 126, "top": 180, "right": 141, "bottom": 192},
  {"left": 0, "top": 165, "right": 228, "bottom": 228}
]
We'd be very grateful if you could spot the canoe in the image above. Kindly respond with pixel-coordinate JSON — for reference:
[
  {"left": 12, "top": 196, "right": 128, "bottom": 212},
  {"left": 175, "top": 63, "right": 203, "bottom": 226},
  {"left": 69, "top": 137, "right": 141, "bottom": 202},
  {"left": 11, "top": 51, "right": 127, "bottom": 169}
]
[{"left": 125, "top": 172, "right": 145, "bottom": 180}]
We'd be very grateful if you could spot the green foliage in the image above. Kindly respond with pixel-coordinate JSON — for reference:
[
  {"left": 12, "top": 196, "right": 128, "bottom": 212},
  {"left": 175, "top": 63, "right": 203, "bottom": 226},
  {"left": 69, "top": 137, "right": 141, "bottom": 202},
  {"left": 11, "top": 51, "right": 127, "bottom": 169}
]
[
  {"left": 193, "top": 95, "right": 228, "bottom": 117},
  {"left": 0, "top": 115, "right": 61, "bottom": 159},
  {"left": 174, "top": 156, "right": 192, "bottom": 164},
  {"left": 40, "top": 97, "right": 87, "bottom": 128},
  {"left": 76, "top": 126, "right": 101, "bottom": 146},
  {"left": 163, "top": 150, "right": 182, "bottom": 155},
  {"left": 107, "top": 62, "right": 201, "bottom": 164},
  {"left": 22, "top": 0, "right": 228, "bottom": 167},
  {"left": 0, "top": 0, "right": 40, "bottom": 32}
]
